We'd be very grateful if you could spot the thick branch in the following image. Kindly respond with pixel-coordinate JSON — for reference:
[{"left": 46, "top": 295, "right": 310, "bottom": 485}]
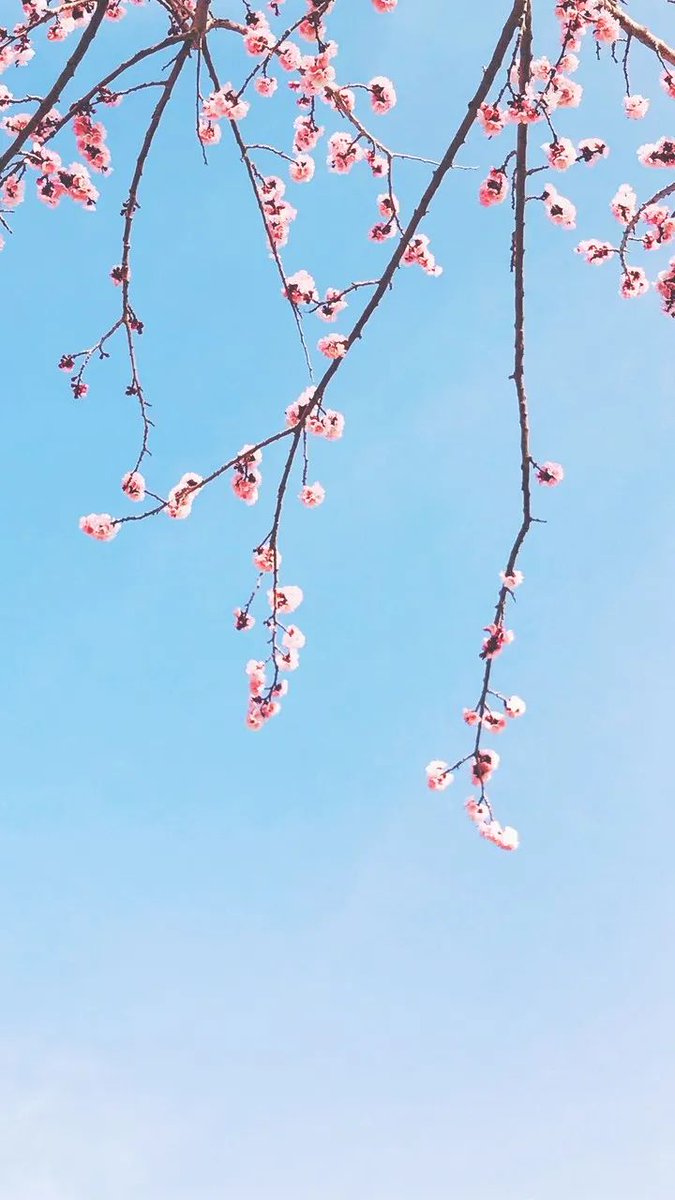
[{"left": 604, "top": 0, "right": 675, "bottom": 67}]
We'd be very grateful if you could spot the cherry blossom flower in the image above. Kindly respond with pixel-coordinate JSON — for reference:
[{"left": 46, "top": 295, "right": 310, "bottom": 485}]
[
  {"left": 542, "top": 183, "right": 576, "bottom": 229},
  {"left": 620, "top": 267, "right": 649, "bottom": 299},
  {"left": 624, "top": 94, "right": 650, "bottom": 120},
  {"left": 202, "top": 84, "right": 249, "bottom": 123},
  {"left": 289, "top": 155, "right": 315, "bottom": 183},
  {"left": 283, "top": 625, "right": 306, "bottom": 649},
  {"left": 577, "top": 138, "right": 608, "bottom": 165},
  {"left": 318, "top": 333, "right": 348, "bottom": 358},
  {"left": 505, "top": 695, "right": 527, "bottom": 718},
  {"left": 327, "top": 131, "right": 362, "bottom": 173},
  {"left": 656, "top": 258, "right": 675, "bottom": 316},
  {"left": 317, "top": 288, "right": 347, "bottom": 321},
  {"left": 500, "top": 569, "right": 524, "bottom": 588},
  {"left": 167, "top": 472, "right": 203, "bottom": 518},
  {"left": 536, "top": 461, "right": 564, "bottom": 485},
  {"left": 662, "top": 72, "right": 675, "bottom": 101},
  {"left": 483, "top": 711, "right": 507, "bottom": 733},
  {"left": 638, "top": 138, "right": 675, "bottom": 168},
  {"left": 575, "top": 239, "right": 614, "bottom": 265},
  {"left": 463, "top": 708, "right": 481, "bottom": 726},
  {"left": 322, "top": 409, "right": 345, "bottom": 439},
  {"left": 253, "top": 545, "right": 281, "bottom": 573},
  {"left": 471, "top": 749, "right": 500, "bottom": 785},
  {"left": 198, "top": 120, "right": 221, "bottom": 145},
  {"left": 401, "top": 233, "right": 442, "bottom": 275},
  {"left": 372, "top": 0, "right": 397, "bottom": 11},
  {"left": 369, "top": 75, "right": 397, "bottom": 114},
  {"left": 611, "top": 183, "right": 637, "bottom": 225},
  {"left": 285, "top": 269, "right": 318, "bottom": 305},
  {"left": 234, "top": 608, "right": 255, "bottom": 631},
  {"left": 426, "top": 760, "right": 453, "bottom": 791},
  {"left": 479, "top": 168, "right": 508, "bottom": 206},
  {"left": 543, "top": 137, "right": 576, "bottom": 170},
  {"left": 268, "top": 585, "right": 304, "bottom": 613},
  {"left": 121, "top": 470, "right": 145, "bottom": 501},
  {"left": 79, "top": 513, "right": 118, "bottom": 541},
  {"left": 255, "top": 77, "right": 278, "bottom": 98},
  {"left": 480, "top": 624, "right": 514, "bottom": 659},
  {"left": 300, "top": 483, "right": 325, "bottom": 507},
  {"left": 477, "top": 103, "right": 505, "bottom": 137}
]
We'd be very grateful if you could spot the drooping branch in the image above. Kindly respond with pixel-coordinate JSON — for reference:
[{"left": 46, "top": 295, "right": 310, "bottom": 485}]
[{"left": 471, "top": 0, "right": 534, "bottom": 787}]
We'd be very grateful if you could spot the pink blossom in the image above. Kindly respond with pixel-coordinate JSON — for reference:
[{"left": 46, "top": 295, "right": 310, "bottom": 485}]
[
  {"left": 611, "top": 183, "right": 637, "bottom": 225},
  {"left": 369, "top": 75, "right": 396, "bottom": 114},
  {"left": 505, "top": 695, "right": 527, "bottom": 718},
  {"left": 506, "top": 91, "right": 540, "bottom": 124},
  {"left": 542, "top": 183, "right": 576, "bottom": 229},
  {"left": 268, "top": 585, "right": 304, "bottom": 613},
  {"left": 480, "top": 624, "right": 514, "bottom": 660},
  {"left": 198, "top": 120, "right": 221, "bottom": 145},
  {"left": 327, "top": 131, "right": 362, "bottom": 173},
  {"left": 167, "top": 472, "right": 203, "bottom": 518},
  {"left": 577, "top": 138, "right": 608, "bottom": 165},
  {"left": 322, "top": 409, "right": 345, "bottom": 440},
  {"left": 244, "top": 26, "right": 275, "bottom": 57},
  {"left": 299, "top": 51, "right": 336, "bottom": 96},
  {"left": 463, "top": 709, "right": 481, "bottom": 726},
  {"left": 283, "top": 625, "right": 306, "bottom": 649},
  {"left": 293, "top": 115, "right": 323, "bottom": 152},
  {"left": 620, "top": 267, "right": 649, "bottom": 299},
  {"left": 593, "top": 13, "right": 620, "bottom": 43},
  {"left": 121, "top": 470, "right": 145, "bottom": 501},
  {"left": 471, "top": 750, "right": 500, "bottom": 786},
  {"left": 289, "top": 155, "right": 315, "bottom": 183},
  {"left": 401, "top": 233, "right": 442, "bottom": 275},
  {"left": 284, "top": 268, "right": 318, "bottom": 305},
  {"left": 426, "top": 760, "right": 453, "bottom": 791},
  {"left": 79, "top": 513, "right": 118, "bottom": 542},
  {"left": 300, "top": 482, "right": 325, "bottom": 507},
  {"left": 234, "top": 608, "right": 255, "bottom": 631},
  {"left": 483, "top": 711, "right": 507, "bottom": 734},
  {"left": 479, "top": 168, "right": 508, "bottom": 206},
  {"left": 277, "top": 41, "right": 303, "bottom": 71},
  {"left": 372, "top": 0, "right": 397, "bottom": 11},
  {"left": 624, "top": 94, "right": 649, "bottom": 120},
  {"left": 317, "top": 288, "right": 347, "bottom": 321},
  {"left": 550, "top": 76, "right": 582, "bottom": 108},
  {"left": 638, "top": 138, "right": 675, "bottom": 168},
  {"left": 246, "top": 659, "right": 267, "bottom": 696},
  {"left": 500, "top": 569, "right": 524, "bottom": 588},
  {"left": 202, "top": 84, "right": 249, "bottom": 122},
  {"left": 662, "top": 71, "right": 675, "bottom": 101},
  {"left": 575, "top": 239, "right": 614, "bottom": 265},
  {"left": 255, "top": 76, "right": 278, "bottom": 97},
  {"left": 318, "top": 333, "right": 348, "bottom": 358},
  {"left": 542, "top": 137, "right": 576, "bottom": 170},
  {"left": 377, "top": 192, "right": 399, "bottom": 220},
  {"left": 2, "top": 175, "right": 24, "bottom": 207},
  {"left": 275, "top": 646, "right": 300, "bottom": 672},
  {"left": 477, "top": 103, "right": 505, "bottom": 137},
  {"left": 656, "top": 258, "right": 675, "bottom": 316},
  {"left": 536, "top": 461, "right": 564, "bottom": 486},
  {"left": 253, "top": 545, "right": 281, "bottom": 572}
]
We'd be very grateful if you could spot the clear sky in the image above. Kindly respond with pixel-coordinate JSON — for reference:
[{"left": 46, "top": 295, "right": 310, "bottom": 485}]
[{"left": 2, "top": 2, "right": 674, "bottom": 1197}]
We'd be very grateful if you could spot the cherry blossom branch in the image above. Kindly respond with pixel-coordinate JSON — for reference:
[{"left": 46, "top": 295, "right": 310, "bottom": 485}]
[
  {"left": 619, "top": 177, "right": 675, "bottom": 271},
  {"left": 604, "top": 0, "right": 675, "bottom": 67},
  {"left": 472, "top": 0, "right": 534, "bottom": 781},
  {"left": 201, "top": 41, "right": 315, "bottom": 379},
  {"left": 112, "top": 0, "right": 527, "bottom": 533},
  {"left": 0, "top": 0, "right": 109, "bottom": 176}
]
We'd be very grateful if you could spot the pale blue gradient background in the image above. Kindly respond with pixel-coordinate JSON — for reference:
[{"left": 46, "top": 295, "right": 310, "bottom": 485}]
[{"left": 1, "top": 1, "right": 674, "bottom": 1196}]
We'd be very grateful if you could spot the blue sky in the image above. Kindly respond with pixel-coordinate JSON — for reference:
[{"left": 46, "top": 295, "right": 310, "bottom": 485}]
[{"left": 1, "top": 1, "right": 674, "bottom": 1196}]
